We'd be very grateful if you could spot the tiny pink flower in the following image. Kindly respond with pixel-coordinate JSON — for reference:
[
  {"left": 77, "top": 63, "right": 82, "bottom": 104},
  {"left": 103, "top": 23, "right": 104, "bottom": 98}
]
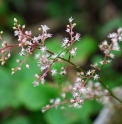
[
  {"left": 32, "top": 81, "right": 39, "bottom": 87},
  {"left": 86, "top": 70, "right": 91, "bottom": 76},
  {"left": 54, "top": 98, "right": 60, "bottom": 104},
  {"left": 26, "top": 64, "right": 29, "bottom": 68},
  {"left": 40, "top": 77, "right": 45, "bottom": 84},
  {"left": 51, "top": 69, "right": 57, "bottom": 76},
  {"left": 69, "top": 17, "right": 73, "bottom": 23},
  {"left": 14, "top": 30, "right": 19, "bottom": 36},
  {"left": 40, "top": 46, "right": 47, "bottom": 53},
  {"left": 94, "top": 74, "right": 99, "bottom": 80},
  {"left": 25, "top": 31, "right": 32, "bottom": 35},
  {"left": 41, "top": 25, "right": 49, "bottom": 32},
  {"left": 75, "top": 33, "right": 80, "bottom": 41},
  {"left": 66, "top": 28, "right": 70, "bottom": 32}
]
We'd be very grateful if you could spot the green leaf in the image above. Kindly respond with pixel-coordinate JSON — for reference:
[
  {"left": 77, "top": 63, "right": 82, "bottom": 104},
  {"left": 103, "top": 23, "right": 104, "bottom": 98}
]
[
  {"left": 0, "top": 66, "right": 20, "bottom": 110},
  {"left": 97, "top": 17, "right": 122, "bottom": 39},
  {"left": 17, "top": 82, "right": 58, "bottom": 110},
  {"left": 45, "top": 38, "right": 62, "bottom": 53},
  {"left": 45, "top": 100, "right": 102, "bottom": 124},
  {"left": 45, "top": 109, "right": 79, "bottom": 124},
  {"left": 73, "top": 35, "right": 97, "bottom": 64},
  {"left": 8, "top": 54, "right": 39, "bottom": 83},
  {"left": 3, "top": 116, "right": 30, "bottom": 124}
]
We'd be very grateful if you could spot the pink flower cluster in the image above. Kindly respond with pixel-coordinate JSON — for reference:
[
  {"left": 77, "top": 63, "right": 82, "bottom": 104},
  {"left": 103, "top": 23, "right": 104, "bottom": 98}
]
[{"left": 0, "top": 17, "right": 122, "bottom": 112}]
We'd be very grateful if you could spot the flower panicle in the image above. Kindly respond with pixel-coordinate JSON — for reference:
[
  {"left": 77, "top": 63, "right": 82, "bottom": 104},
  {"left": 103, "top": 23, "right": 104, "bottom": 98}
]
[{"left": 0, "top": 17, "right": 122, "bottom": 113}]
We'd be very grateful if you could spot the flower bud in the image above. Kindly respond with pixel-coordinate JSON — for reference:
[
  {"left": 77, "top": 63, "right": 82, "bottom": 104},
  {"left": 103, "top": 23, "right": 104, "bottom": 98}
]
[
  {"left": 26, "top": 64, "right": 29, "bottom": 68},
  {"left": 73, "top": 23, "right": 76, "bottom": 27},
  {"left": 17, "top": 67, "right": 21, "bottom": 70},
  {"left": 16, "top": 59, "right": 20, "bottom": 62},
  {"left": 0, "top": 31, "right": 3, "bottom": 34},
  {"left": 11, "top": 71, "right": 15, "bottom": 75},
  {"left": 11, "top": 68, "right": 15, "bottom": 71},
  {"left": 67, "top": 25, "right": 70, "bottom": 27},
  {"left": 8, "top": 53, "right": 11, "bottom": 58},
  {"left": 22, "top": 25, "right": 25, "bottom": 29},
  {"left": 13, "top": 27, "right": 16, "bottom": 29},
  {"left": 5, "top": 57, "right": 8, "bottom": 60},
  {"left": 38, "top": 28, "right": 41, "bottom": 31},
  {"left": 1, "top": 61, "right": 5, "bottom": 65},
  {"left": 14, "top": 18, "right": 17, "bottom": 22},
  {"left": 19, "top": 43, "right": 22, "bottom": 47}
]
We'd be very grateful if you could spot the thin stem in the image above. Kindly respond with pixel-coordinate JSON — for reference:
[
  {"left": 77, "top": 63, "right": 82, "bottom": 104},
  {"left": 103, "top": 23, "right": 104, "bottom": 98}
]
[
  {"left": 98, "top": 48, "right": 122, "bottom": 104},
  {"left": 46, "top": 49, "right": 86, "bottom": 73},
  {"left": 1, "top": 40, "right": 122, "bottom": 104},
  {"left": 0, "top": 44, "right": 19, "bottom": 52},
  {"left": 99, "top": 79, "right": 122, "bottom": 104},
  {"left": 100, "top": 55, "right": 107, "bottom": 78}
]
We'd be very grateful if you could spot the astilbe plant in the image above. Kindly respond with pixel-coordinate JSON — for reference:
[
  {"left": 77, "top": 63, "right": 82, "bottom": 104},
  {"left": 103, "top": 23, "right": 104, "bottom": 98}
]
[{"left": 0, "top": 17, "right": 122, "bottom": 113}]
